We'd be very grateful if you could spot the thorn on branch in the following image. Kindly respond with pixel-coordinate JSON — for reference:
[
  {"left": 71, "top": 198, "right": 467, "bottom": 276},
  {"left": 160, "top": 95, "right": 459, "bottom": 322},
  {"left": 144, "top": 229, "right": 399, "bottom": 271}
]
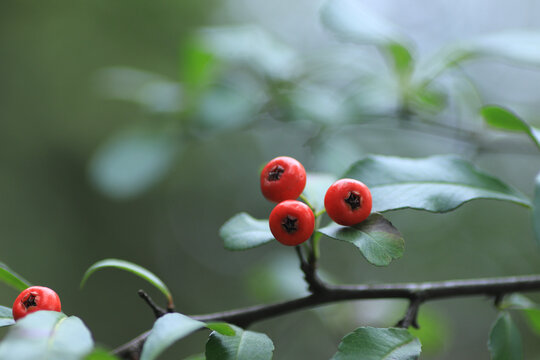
[
  {"left": 138, "top": 289, "right": 167, "bottom": 319},
  {"left": 493, "top": 293, "right": 505, "bottom": 309},
  {"left": 396, "top": 297, "right": 423, "bottom": 329}
]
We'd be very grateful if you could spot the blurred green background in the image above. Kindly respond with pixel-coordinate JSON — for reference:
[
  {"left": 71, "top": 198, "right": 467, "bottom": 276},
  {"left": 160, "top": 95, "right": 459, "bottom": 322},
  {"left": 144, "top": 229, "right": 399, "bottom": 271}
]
[{"left": 2, "top": 0, "right": 540, "bottom": 359}]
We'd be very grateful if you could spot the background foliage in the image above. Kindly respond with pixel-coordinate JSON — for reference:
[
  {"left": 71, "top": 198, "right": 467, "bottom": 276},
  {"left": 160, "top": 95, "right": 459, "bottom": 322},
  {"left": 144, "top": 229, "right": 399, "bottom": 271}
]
[{"left": 2, "top": 0, "right": 540, "bottom": 358}]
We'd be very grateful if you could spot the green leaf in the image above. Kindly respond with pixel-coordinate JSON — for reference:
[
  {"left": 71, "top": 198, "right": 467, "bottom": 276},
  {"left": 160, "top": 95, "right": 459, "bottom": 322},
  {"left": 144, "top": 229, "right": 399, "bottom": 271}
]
[
  {"left": 206, "top": 322, "right": 236, "bottom": 336},
  {"left": 81, "top": 258, "right": 172, "bottom": 306},
  {"left": 488, "top": 312, "right": 523, "bottom": 360},
  {"left": 0, "top": 311, "right": 93, "bottom": 360},
  {"left": 499, "top": 294, "right": 540, "bottom": 337},
  {"left": 331, "top": 327, "right": 421, "bottom": 360},
  {"left": 140, "top": 313, "right": 206, "bottom": 360},
  {"left": 0, "top": 262, "right": 31, "bottom": 292},
  {"left": 205, "top": 325, "right": 274, "bottom": 360},
  {"left": 220, "top": 213, "right": 274, "bottom": 251},
  {"left": 89, "top": 129, "right": 179, "bottom": 199},
  {"left": 534, "top": 172, "right": 540, "bottom": 247},
  {"left": 0, "top": 306, "right": 14, "bottom": 327},
  {"left": 481, "top": 106, "right": 540, "bottom": 149},
  {"left": 318, "top": 213, "right": 404, "bottom": 266},
  {"left": 85, "top": 348, "right": 120, "bottom": 360},
  {"left": 387, "top": 42, "right": 414, "bottom": 76},
  {"left": 302, "top": 173, "right": 338, "bottom": 212},
  {"left": 180, "top": 37, "right": 218, "bottom": 94},
  {"left": 344, "top": 154, "right": 531, "bottom": 213}
]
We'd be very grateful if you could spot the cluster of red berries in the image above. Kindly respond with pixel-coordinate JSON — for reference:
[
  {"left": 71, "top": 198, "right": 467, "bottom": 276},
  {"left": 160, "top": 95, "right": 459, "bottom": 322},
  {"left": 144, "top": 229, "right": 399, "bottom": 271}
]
[
  {"left": 11, "top": 286, "right": 61, "bottom": 321},
  {"left": 260, "top": 156, "right": 372, "bottom": 246}
]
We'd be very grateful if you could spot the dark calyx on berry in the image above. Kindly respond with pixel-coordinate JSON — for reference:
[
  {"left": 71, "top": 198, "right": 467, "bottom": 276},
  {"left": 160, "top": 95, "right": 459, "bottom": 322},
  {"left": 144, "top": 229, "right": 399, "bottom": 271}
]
[
  {"left": 267, "top": 165, "right": 285, "bottom": 181},
  {"left": 344, "top": 191, "right": 362, "bottom": 210},
  {"left": 281, "top": 215, "right": 298, "bottom": 233},
  {"left": 22, "top": 293, "right": 38, "bottom": 309}
]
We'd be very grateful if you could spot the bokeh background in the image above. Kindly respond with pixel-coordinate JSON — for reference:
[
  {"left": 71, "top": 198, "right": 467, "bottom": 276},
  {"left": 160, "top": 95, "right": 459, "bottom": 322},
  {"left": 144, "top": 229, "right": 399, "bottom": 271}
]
[{"left": 2, "top": 0, "right": 540, "bottom": 358}]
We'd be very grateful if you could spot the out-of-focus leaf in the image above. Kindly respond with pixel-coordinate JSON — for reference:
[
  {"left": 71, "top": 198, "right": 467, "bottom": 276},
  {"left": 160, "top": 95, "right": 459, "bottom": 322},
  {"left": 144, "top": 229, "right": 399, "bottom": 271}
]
[
  {"left": 140, "top": 313, "right": 206, "bottom": 360},
  {"left": 418, "top": 31, "right": 540, "bottom": 83},
  {"left": 196, "top": 85, "right": 259, "bottom": 130},
  {"left": 199, "top": 25, "right": 299, "bottom": 80},
  {"left": 318, "top": 213, "right": 403, "bottom": 266},
  {"left": 387, "top": 42, "right": 414, "bottom": 76},
  {"left": 408, "top": 307, "right": 450, "bottom": 356},
  {"left": 95, "top": 67, "right": 182, "bottom": 113},
  {"left": 0, "top": 306, "right": 14, "bottom": 328},
  {"left": 291, "top": 84, "right": 350, "bottom": 125},
  {"left": 302, "top": 173, "right": 337, "bottom": 212},
  {"left": 85, "top": 349, "right": 119, "bottom": 360},
  {"left": 481, "top": 105, "right": 540, "bottom": 149},
  {"left": 320, "top": 0, "right": 413, "bottom": 75},
  {"left": 0, "top": 261, "right": 31, "bottom": 292},
  {"left": 205, "top": 325, "right": 274, "bottom": 360},
  {"left": 320, "top": 0, "right": 405, "bottom": 46},
  {"left": 89, "top": 129, "right": 179, "bottom": 199},
  {"left": 534, "top": 172, "right": 540, "bottom": 247},
  {"left": 331, "top": 327, "right": 421, "bottom": 360},
  {"left": 220, "top": 213, "right": 274, "bottom": 251},
  {"left": 488, "top": 312, "right": 523, "bottom": 360},
  {"left": 0, "top": 311, "right": 93, "bottom": 360},
  {"left": 184, "top": 354, "right": 205, "bottom": 360},
  {"left": 81, "top": 258, "right": 172, "bottom": 306},
  {"left": 180, "top": 37, "right": 219, "bottom": 93},
  {"left": 344, "top": 155, "right": 531, "bottom": 213}
]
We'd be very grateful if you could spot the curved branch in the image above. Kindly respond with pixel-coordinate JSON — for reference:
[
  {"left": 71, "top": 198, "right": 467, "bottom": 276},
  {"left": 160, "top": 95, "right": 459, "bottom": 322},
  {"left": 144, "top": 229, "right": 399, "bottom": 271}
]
[{"left": 114, "top": 274, "right": 540, "bottom": 359}]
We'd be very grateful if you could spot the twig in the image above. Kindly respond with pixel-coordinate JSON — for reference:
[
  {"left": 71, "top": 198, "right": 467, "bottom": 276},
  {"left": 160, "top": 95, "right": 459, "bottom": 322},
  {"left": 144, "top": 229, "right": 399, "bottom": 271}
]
[
  {"left": 114, "top": 274, "right": 540, "bottom": 359},
  {"left": 138, "top": 290, "right": 167, "bottom": 319},
  {"left": 396, "top": 296, "right": 423, "bottom": 329}
]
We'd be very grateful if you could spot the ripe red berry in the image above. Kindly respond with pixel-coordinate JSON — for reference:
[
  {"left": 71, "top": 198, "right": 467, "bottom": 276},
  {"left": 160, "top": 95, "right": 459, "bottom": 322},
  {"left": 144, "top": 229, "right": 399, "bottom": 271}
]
[
  {"left": 12, "top": 286, "right": 62, "bottom": 321},
  {"left": 269, "top": 200, "right": 315, "bottom": 246},
  {"left": 260, "top": 156, "right": 307, "bottom": 203},
  {"left": 324, "top": 179, "right": 372, "bottom": 226}
]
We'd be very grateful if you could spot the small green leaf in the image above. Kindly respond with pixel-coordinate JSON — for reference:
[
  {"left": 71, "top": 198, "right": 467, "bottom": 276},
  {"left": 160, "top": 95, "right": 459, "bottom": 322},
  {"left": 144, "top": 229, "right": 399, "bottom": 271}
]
[
  {"left": 344, "top": 155, "right": 531, "bottom": 213},
  {"left": 85, "top": 348, "right": 120, "bottom": 360},
  {"left": 331, "top": 327, "right": 421, "bottom": 360},
  {"left": 0, "top": 261, "right": 31, "bottom": 292},
  {"left": 0, "top": 311, "right": 94, "bottom": 359},
  {"left": 220, "top": 213, "right": 274, "bottom": 251},
  {"left": 140, "top": 313, "right": 206, "bottom": 360},
  {"left": 180, "top": 37, "right": 218, "bottom": 94},
  {"left": 205, "top": 325, "right": 274, "bottom": 360},
  {"left": 81, "top": 258, "right": 172, "bottom": 306},
  {"left": 89, "top": 129, "right": 179, "bottom": 199},
  {"left": 387, "top": 42, "right": 414, "bottom": 75},
  {"left": 481, "top": 105, "right": 540, "bottom": 149},
  {"left": 206, "top": 322, "right": 236, "bottom": 336},
  {"left": 0, "top": 306, "right": 14, "bottom": 327},
  {"left": 302, "top": 173, "right": 337, "bottom": 212},
  {"left": 318, "top": 214, "right": 404, "bottom": 266},
  {"left": 488, "top": 312, "right": 523, "bottom": 360}
]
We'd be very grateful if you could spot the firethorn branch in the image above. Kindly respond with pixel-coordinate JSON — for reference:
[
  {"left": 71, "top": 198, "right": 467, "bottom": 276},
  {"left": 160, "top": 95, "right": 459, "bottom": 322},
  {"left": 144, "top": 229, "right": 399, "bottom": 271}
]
[{"left": 114, "top": 274, "right": 540, "bottom": 359}]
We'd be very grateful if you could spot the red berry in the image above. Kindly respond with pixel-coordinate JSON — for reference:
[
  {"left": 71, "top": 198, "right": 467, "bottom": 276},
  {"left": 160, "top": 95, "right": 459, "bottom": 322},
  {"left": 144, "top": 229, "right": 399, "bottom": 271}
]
[
  {"left": 324, "top": 179, "right": 372, "bottom": 226},
  {"left": 269, "top": 200, "right": 315, "bottom": 246},
  {"left": 12, "top": 286, "right": 62, "bottom": 321},
  {"left": 260, "top": 156, "right": 307, "bottom": 203}
]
